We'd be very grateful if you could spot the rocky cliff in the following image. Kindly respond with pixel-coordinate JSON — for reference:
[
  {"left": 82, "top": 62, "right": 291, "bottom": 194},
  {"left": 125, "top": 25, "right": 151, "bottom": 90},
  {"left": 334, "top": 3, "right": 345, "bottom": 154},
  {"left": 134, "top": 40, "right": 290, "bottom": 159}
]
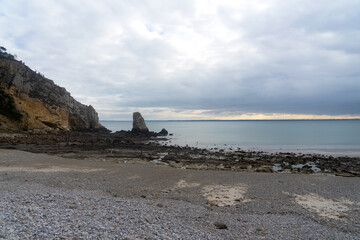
[{"left": 0, "top": 58, "right": 105, "bottom": 132}]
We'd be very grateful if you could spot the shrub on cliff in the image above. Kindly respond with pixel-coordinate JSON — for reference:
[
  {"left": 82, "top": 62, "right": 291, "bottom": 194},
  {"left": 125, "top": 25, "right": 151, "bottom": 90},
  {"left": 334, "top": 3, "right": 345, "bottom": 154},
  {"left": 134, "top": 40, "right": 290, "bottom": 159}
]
[
  {"left": 0, "top": 46, "right": 16, "bottom": 60},
  {"left": 0, "top": 87, "right": 23, "bottom": 122}
]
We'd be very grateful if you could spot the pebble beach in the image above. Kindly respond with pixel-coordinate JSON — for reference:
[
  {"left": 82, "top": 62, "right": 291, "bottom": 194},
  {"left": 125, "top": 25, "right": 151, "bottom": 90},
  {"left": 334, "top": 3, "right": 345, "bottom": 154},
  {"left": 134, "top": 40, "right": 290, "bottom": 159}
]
[{"left": 1, "top": 149, "right": 359, "bottom": 239}]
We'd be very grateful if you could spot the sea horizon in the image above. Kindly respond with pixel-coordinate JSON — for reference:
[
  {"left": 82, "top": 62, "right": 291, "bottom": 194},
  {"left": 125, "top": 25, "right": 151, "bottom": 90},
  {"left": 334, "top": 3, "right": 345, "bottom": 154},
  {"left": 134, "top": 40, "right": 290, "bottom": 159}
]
[{"left": 100, "top": 119, "right": 360, "bottom": 122}]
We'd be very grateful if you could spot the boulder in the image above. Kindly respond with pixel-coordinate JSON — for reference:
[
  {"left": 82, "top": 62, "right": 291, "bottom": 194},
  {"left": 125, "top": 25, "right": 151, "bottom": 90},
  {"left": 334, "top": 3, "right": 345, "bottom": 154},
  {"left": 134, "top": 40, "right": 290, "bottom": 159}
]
[
  {"left": 158, "top": 128, "right": 168, "bottom": 136},
  {"left": 132, "top": 112, "right": 149, "bottom": 133}
]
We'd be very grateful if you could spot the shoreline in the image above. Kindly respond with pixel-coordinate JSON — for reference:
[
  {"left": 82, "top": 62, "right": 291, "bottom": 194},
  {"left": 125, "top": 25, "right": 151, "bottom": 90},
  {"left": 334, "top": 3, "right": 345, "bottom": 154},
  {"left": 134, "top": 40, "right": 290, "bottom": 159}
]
[
  {"left": 159, "top": 138, "right": 360, "bottom": 158},
  {"left": 0, "top": 131, "right": 359, "bottom": 177}
]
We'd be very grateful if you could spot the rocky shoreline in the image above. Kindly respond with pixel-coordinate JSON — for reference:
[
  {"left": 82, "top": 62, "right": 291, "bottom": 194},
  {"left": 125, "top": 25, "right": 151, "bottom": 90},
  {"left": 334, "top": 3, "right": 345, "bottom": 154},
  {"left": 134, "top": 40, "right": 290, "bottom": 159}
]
[{"left": 0, "top": 131, "right": 359, "bottom": 177}]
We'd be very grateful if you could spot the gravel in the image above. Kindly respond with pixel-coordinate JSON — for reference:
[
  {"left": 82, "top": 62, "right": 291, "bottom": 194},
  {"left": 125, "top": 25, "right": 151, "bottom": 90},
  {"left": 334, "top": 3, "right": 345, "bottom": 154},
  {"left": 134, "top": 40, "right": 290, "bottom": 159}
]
[
  {"left": 1, "top": 149, "right": 359, "bottom": 239},
  {"left": 1, "top": 182, "right": 358, "bottom": 239}
]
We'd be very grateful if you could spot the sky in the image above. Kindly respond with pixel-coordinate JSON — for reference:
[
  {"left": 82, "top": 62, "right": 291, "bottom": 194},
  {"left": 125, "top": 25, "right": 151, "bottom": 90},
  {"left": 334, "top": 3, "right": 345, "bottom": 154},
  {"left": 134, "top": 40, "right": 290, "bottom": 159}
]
[{"left": 1, "top": 0, "right": 360, "bottom": 120}]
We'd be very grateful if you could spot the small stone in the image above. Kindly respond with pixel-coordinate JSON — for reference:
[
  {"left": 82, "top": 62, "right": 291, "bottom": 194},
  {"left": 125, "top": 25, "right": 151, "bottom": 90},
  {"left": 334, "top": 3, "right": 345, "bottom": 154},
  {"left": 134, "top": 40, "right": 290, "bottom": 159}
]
[
  {"left": 214, "top": 222, "right": 228, "bottom": 229},
  {"left": 206, "top": 200, "right": 217, "bottom": 206},
  {"left": 69, "top": 203, "right": 78, "bottom": 209}
]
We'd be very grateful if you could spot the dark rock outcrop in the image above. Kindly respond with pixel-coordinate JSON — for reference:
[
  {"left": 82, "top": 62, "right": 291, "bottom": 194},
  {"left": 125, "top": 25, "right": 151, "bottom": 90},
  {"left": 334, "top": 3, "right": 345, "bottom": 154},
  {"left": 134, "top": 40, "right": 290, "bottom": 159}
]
[
  {"left": 0, "top": 58, "right": 106, "bottom": 132},
  {"left": 158, "top": 128, "right": 168, "bottom": 136},
  {"left": 131, "top": 112, "right": 149, "bottom": 133}
]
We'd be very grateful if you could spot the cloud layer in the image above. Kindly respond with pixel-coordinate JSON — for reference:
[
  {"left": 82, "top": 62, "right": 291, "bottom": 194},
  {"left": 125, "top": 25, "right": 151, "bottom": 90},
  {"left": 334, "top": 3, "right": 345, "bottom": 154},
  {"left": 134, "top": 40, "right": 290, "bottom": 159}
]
[{"left": 1, "top": 0, "right": 359, "bottom": 119}]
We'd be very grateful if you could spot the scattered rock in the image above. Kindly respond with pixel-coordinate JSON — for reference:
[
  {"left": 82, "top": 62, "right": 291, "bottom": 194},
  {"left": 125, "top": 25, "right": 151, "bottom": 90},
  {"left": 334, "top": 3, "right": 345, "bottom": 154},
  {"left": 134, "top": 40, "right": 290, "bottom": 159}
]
[{"left": 0, "top": 129, "right": 359, "bottom": 177}]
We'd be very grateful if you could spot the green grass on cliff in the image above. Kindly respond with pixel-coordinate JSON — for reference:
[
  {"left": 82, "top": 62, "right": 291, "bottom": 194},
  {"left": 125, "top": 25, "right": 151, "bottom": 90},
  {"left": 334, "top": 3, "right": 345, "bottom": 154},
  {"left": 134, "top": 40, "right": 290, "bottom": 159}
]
[{"left": 0, "top": 87, "right": 23, "bottom": 122}]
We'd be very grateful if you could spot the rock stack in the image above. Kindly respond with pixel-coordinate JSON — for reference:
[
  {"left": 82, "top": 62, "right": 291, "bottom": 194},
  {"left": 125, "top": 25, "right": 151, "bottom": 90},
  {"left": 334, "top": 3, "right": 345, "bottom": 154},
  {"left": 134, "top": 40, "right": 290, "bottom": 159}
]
[
  {"left": 131, "top": 112, "right": 168, "bottom": 136},
  {"left": 131, "top": 112, "right": 149, "bottom": 133}
]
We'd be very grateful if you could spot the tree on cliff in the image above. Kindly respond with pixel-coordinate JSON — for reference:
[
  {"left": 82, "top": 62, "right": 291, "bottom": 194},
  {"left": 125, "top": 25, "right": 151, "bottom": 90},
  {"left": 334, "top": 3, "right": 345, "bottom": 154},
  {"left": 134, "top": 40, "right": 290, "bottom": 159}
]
[{"left": 0, "top": 46, "right": 16, "bottom": 60}]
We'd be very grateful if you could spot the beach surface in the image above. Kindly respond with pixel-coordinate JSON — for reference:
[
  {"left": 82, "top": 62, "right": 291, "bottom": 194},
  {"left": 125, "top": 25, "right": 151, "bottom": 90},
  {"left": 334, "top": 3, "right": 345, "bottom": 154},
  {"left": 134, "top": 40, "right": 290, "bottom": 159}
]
[{"left": 1, "top": 149, "right": 359, "bottom": 239}]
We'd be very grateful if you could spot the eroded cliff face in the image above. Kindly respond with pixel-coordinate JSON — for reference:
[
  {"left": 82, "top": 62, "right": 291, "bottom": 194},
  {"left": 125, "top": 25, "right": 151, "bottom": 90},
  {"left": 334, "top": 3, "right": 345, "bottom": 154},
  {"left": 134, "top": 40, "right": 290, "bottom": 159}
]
[{"left": 0, "top": 58, "right": 105, "bottom": 132}]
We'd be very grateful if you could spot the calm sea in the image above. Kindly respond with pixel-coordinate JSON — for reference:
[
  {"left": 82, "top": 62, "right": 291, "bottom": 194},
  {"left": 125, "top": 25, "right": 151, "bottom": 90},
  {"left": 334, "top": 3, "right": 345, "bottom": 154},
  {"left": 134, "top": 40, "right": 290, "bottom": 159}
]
[{"left": 100, "top": 120, "right": 360, "bottom": 156}]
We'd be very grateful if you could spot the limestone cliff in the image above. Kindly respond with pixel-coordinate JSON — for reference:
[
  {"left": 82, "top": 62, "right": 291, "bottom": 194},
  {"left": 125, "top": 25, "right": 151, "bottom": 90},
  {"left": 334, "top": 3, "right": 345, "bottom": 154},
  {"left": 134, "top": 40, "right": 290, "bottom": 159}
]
[{"left": 0, "top": 58, "right": 105, "bottom": 132}]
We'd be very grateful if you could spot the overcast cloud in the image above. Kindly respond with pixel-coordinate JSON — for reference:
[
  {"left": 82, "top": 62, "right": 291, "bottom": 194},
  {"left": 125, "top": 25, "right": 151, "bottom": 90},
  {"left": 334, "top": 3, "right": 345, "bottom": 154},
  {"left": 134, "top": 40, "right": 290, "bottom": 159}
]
[{"left": 1, "top": 0, "right": 359, "bottom": 119}]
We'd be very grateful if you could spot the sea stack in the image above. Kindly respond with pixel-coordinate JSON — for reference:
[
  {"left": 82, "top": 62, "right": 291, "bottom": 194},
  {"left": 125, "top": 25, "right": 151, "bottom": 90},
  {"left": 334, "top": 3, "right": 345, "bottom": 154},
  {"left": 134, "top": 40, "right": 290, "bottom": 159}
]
[{"left": 132, "top": 112, "right": 149, "bottom": 133}]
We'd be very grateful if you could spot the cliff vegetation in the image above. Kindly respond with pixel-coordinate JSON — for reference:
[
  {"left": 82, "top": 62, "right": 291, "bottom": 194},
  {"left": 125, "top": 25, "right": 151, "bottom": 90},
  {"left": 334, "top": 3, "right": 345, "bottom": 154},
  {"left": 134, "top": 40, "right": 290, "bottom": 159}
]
[{"left": 0, "top": 87, "right": 22, "bottom": 122}]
